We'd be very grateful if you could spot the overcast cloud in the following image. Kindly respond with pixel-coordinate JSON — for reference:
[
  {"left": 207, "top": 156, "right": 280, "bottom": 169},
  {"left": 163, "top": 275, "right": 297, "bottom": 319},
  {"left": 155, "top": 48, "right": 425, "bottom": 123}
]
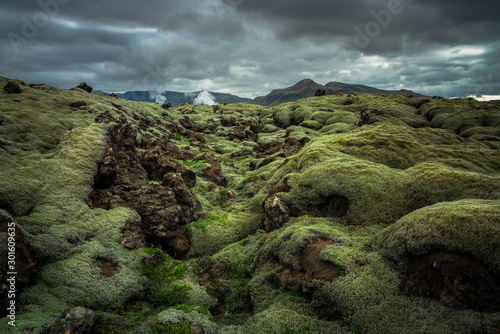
[{"left": 1, "top": 0, "right": 499, "bottom": 98}]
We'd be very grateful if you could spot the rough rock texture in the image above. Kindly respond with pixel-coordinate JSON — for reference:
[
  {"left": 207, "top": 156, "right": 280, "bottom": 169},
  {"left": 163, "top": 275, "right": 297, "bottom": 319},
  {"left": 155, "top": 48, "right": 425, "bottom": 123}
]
[
  {"left": 90, "top": 113, "right": 202, "bottom": 258},
  {"left": 262, "top": 194, "right": 290, "bottom": 233},
  {"left": 273, "top": 234, "right": 338, "bottom": 293},
  {"left": 69, "top": 101, "right": 87, "bottom": 110},
  {"left": 47, "top": 307, "right": 97, "bottom": 334},
  {"left": 198, "top": 153, "right": 227, "bottom": 187},
  {"left": 402, "top": 251, "right": 500, "bottom": 312},
  {"left": 3, "top": 81, "right": 22, "bottom": 94},
  {"left": 357, "top": 107, "right": 384, "bottom": 126},
  {"left": 76, "top": 82, "right": 93, "bottom": 93}
]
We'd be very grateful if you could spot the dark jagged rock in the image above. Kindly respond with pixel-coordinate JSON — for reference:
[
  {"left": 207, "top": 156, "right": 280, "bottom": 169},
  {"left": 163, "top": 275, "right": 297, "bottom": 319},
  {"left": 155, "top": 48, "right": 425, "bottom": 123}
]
[
  {"left": 228, "top": 125, "right": 258, "bottom": 142},
  {"left": 76, "top": 82, "right": 93, "bottom": 93},
  {"left": 161, "top": 102, "right": 172, "bottom": 109},
  {"left": 358, "top": 107, "right": 384, "bottom": 126},
  {"left": 196, "top": 153, "right": 227, "bottom": 187},
  {"left": 109, "top": 92, "right": 119, "bottom": 99},
  {"left": 120, "top": 216, "right": 147, "bottom": 249},
  {"left": 69, "top": 101, "right": 87, "bottom": 110},
  {"left": 3, "top": 81, "right": 22, "bottom": 94},
  {"left": 202, "top": 166, "right": 227, "bottom": 187},
  {"left": 141, "top": 147, "right": 197, "bottom": 188},
  {"left": 314, "top": 89, "right": 326, "bottom": 96},
  {"left": 90, "top": 115, "right": 201, "bottom": 258},
  {"left": 262, "top": 194, "right": 290, "bottom": 233},
  {"left": 179, "top": 116, "right": 199, "bottom": 132},
  {"left": 402, "top": 251, "right": 500, "bottom": 312},
  {"left": 47, "top": 307, "right": 97, "bottom": 334}
]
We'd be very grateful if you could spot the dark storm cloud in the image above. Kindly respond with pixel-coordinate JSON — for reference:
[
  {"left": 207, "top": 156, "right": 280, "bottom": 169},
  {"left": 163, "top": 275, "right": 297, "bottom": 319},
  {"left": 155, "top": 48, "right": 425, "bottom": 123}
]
[{"left": 0, "top": 0, "right": 499, "bottom": 98}]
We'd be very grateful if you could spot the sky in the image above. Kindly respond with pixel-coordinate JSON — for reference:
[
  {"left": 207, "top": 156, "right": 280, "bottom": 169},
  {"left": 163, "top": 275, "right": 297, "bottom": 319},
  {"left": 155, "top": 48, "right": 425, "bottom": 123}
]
[{"left": 0, "top": 0, "right": 499, "bottom": 99}]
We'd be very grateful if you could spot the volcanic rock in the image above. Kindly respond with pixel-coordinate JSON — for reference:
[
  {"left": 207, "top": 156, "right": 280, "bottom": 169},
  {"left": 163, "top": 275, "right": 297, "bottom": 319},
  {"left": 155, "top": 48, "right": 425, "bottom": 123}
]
[
  {"left": 358, "top": 108, "right": 384, "bottom": 126},
  {"left": 47, "top": 307, "right": 97, "bottom": 334},
  {"left": 262, "top": 194, "right": 290, "bottom": 233},
  {"left": 3, "top": 81, "right": 22, "bottom": 94},
  {"left": 76, "top": 82, "right": 93, "bottom": 93},
  {"left": 402, "top": 251, "right": 500, "bottom": 312}
]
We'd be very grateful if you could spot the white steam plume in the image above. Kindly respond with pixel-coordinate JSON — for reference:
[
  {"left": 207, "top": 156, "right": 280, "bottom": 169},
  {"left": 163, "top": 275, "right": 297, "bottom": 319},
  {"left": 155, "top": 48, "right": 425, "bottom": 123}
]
[
  {"left": 193, "top": 90, "right": 218, "bottom": 105},
  {"left": 149, "top": 91, "right": 167, "bottom": 104}
]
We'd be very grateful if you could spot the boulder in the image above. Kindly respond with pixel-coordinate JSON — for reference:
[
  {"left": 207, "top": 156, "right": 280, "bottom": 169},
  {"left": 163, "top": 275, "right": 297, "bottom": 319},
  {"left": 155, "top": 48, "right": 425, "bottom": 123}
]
[
  {"left": 76, "top": 82, "right": 93, "bottom": 93},
  {"left": 314, "top": 89, "right": 326, "bottom": 96},
  {"left": 357, "top": 108, "right": 384, "bottom": 126},
  {"left": 69, "top": 101, "right": 87, "bottom": 110},
  {"left": 262, "top": 194, "right": 290, "bottom": 233},
  {"left": 3, "top": 81, "right": 22, "bottom": 94},
  {"left": 47, "top": 307, "right": 97, "bottom": 334}
]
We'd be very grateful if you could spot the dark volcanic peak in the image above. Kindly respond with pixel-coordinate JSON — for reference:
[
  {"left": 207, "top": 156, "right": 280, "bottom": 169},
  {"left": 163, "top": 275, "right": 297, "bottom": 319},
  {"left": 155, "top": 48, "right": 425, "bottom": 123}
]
[{"left": 252, "top": 79, "right": 428, "bottom": 106}]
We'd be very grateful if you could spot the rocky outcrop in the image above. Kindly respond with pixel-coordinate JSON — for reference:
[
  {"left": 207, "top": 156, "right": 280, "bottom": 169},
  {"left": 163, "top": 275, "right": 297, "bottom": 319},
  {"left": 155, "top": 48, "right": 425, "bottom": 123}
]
[
  {"left": 69, "top": 101, "right": 87, "bottom": 110},
  {"left": 47, "top": 307, "right": 97, "bottom": 334},
  {"left": 358, "top": 107, "right": 384, "bottom": 126},
  {"left": 3, "top": 81, "right": 22, "bottom": 94},
  {"left": 402, "top": 251, "right": 500, "bottom": 312},
  {"left": 197, "top": 153, "right": 227, "bottom": 187},
  {"left": 262, "top": 194, "right": 290, "bottom": 233},
  {"left": 315, "top": 89, "right": 326, "bottom": 96},
  {"left": 76, "top": 82, "right": 93, "bottom": 93},
  {"left": 90, "top": 112, "right": 202, "bottom": 258}
]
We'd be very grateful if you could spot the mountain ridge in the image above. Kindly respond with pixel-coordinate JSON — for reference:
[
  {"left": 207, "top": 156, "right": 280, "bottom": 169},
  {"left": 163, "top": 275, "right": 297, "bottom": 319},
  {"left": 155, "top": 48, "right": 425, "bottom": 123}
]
[
  {"left": 95, "top": 90, "right": 252, "bottom": 107},
  {"left": 97, "top": 79, "right": 429, "bottom": 107},
  {"left": 252, "top": 78, "right": 429, "bottom": 106}
]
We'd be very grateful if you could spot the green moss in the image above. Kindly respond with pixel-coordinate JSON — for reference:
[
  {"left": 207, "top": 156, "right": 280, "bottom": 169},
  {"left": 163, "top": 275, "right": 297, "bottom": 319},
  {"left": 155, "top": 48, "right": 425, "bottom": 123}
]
[
  {"left": 241, "top": 307, "right": 348, "bottom": 334},
  {"left": 310, "top": 251, "right": 400, "bottom": 316},
  {"left": 324, "top": 111, "right": 358, "bottom": 126},
  {"left": 319, "top": 122, "right": 356, "bottom": 134},
  {"left": 28, "top": 241, "right": 145, "bottom": 309},
  {"left": 187, "top": 211, "right": 261, "bottom": 257},
  {"left": 155, "top": 308, "right": 218, "bottom": 334},
  {"left": 373, "top": 199, "right": 500, "bottom": 268},
  {"left": 350, "top": 296, "right": 495, "bottom": 334},
  {"left": 405, "top": 162, "right": 500, "bottom": 210},
  {"left": 281, "top": 154, "right": 408, "bottom": 225},
  {"left": 268, "top": 220, "right": 351, "bottom": 270}
]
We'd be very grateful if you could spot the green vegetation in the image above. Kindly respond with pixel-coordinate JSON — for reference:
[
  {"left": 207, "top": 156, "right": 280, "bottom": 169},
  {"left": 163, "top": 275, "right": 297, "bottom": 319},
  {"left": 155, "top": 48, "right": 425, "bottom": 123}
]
[{"left": 1, "top": 77, "right": 500, "bottom": 333}]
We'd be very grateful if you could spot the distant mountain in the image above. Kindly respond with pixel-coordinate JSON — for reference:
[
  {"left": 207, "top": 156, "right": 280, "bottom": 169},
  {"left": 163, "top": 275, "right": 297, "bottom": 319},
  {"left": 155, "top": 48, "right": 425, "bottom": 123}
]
[
  {"left": 252, "top": 79, "right": 326, "bottom": 106},
  {"left": 95, "top": 90, "right": 251, "bottom": 107},
  {"left": 251, "top": 79, "right": 428, "bottom": 106},
  {"left": 325, "top": 81, "right": 428, "bottom": 98}
]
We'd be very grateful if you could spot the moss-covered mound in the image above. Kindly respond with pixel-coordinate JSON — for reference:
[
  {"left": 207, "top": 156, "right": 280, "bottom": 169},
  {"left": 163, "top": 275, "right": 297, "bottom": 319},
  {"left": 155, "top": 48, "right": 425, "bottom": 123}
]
[{"left": 1, "top": 77, "right": 500, "bottom": 333}]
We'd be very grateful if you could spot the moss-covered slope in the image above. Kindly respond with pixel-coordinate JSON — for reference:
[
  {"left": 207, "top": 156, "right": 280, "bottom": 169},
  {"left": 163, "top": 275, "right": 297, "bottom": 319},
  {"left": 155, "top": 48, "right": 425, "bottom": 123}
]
[{"left": 1, "top": 77, "right": 499, "bottom": 333}]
